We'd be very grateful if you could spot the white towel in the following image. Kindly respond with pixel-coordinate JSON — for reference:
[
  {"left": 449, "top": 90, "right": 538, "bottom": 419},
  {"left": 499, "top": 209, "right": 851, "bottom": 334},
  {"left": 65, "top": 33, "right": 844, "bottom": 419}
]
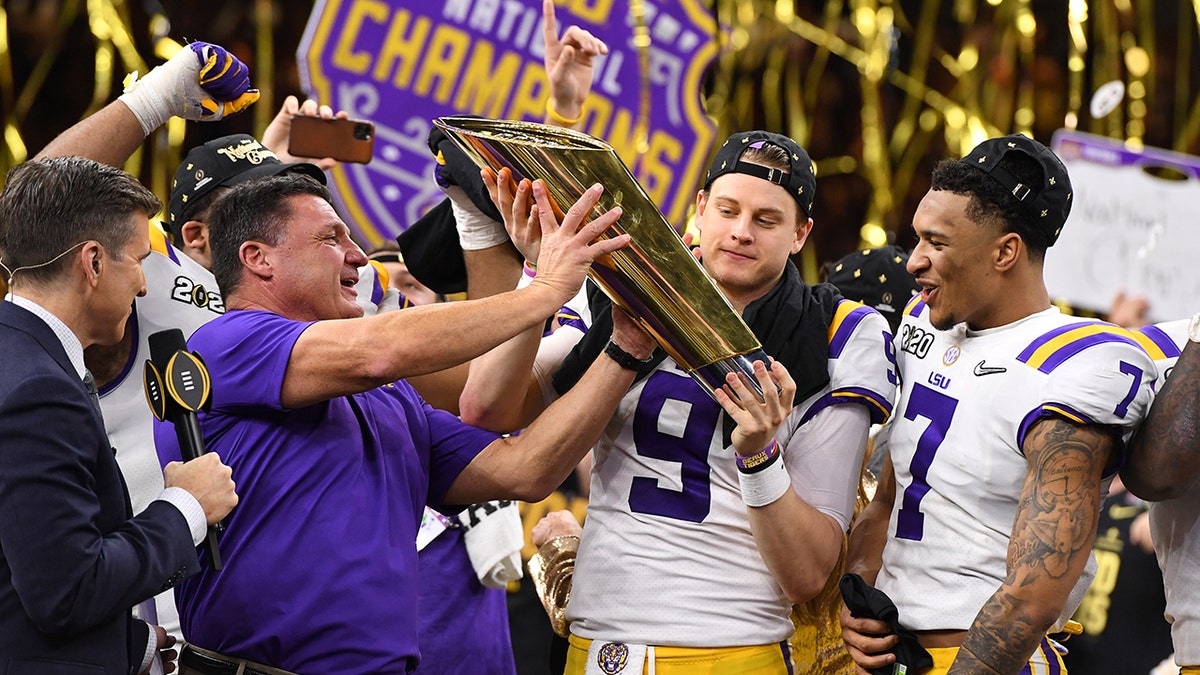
[{"left": 459, "top": 500, "right": 524, "bottom": 588}]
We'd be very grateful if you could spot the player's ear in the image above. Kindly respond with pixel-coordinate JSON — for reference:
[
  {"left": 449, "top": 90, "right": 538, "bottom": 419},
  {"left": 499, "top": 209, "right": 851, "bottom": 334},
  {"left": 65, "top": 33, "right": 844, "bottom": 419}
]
[
  {"left": 180, "top": 221, "right": 209, "bottom": 254},
  {"left": 994, "top": 231, "right": 1021, "bottom": 272}
]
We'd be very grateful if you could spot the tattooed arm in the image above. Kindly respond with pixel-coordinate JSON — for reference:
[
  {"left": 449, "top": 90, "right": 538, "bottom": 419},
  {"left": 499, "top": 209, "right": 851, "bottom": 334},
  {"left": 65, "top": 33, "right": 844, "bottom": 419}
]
[
  {"left": 1124, "top": 338, "right": 1200, "bottom": 501},
  {"left": 949, "top": 418, "right": 1113, "bottom": 675}
]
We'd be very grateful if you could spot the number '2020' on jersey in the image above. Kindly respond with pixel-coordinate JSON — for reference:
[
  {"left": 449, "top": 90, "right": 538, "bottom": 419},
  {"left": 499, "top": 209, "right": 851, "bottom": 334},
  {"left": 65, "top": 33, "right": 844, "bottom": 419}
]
[
  {"left": 1132, "top": 320, "right": 1200, "bottom": 666},
  {"left": 877, "top": 299, "right": 1155, "bottom": 632},
  {"left": 567, "top": 300, "right": 896, "bottom": 647}
]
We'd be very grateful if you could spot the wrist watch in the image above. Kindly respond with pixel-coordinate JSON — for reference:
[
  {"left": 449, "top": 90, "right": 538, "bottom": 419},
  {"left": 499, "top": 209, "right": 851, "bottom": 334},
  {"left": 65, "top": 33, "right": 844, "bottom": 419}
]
[{"left": 604, "top": 340, "right": 653, "bottom": 371}]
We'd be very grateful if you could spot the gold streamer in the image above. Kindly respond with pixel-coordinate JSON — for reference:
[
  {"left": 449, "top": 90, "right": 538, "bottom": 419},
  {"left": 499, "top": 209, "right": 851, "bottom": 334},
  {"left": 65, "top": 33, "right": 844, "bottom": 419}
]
[{"left": 254, "top": 0, "right": 274, "bottom": 140}]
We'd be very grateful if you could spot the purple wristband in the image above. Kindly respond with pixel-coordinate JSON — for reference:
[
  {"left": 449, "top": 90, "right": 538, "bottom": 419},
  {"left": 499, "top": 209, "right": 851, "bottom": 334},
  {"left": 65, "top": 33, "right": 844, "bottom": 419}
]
[{"left": 736, "top": 439, "right": 780, "bottom": 474}]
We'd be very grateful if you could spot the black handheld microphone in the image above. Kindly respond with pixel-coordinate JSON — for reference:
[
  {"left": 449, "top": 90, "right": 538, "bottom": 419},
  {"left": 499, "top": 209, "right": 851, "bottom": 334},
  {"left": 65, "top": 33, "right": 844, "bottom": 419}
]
[{"left": 144, "top": 328, "right": 223, "bottom": 571}]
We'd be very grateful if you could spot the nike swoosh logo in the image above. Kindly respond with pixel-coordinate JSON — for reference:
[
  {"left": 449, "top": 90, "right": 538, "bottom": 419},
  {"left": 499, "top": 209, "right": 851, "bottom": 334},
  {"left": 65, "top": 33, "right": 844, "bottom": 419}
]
[{"left": 974, "top": 360, "right": 1006, "bottom": 376}]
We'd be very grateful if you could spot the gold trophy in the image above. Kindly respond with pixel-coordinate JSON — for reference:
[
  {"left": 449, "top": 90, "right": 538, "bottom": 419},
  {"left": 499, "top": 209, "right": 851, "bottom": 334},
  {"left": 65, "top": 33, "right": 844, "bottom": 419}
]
[{"left": 432, "top": 116, "right": 770, "bottom": 401}]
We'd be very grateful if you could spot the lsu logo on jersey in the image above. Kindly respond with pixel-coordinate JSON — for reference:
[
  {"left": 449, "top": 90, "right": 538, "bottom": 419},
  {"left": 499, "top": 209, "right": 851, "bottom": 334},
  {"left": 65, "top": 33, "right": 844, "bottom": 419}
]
[
  {"left": 171, "top": 276, "right": 225, "bottom": 314},
  {"left": 596, "top": 642, "right": 630, "bottom": 674}
]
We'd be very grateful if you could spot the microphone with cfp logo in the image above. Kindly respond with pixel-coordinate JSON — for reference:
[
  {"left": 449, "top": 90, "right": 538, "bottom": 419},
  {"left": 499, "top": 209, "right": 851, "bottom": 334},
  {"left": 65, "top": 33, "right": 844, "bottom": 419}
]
[{"left": 143, "top": 328, "right": 223, "bottom": 571}]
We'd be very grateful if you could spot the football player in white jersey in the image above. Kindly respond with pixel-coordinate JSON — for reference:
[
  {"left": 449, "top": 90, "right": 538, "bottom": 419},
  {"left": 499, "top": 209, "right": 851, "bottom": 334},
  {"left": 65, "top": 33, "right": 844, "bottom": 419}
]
[
  {"left": 1122, "top": 319, "right": 1200, "bottom": 675},
  {"left": 462, "top": 131, "right": 897, "bottom": 674},
  {"left": 841, "top": 135, "right": 1156, "bottom": 675}
]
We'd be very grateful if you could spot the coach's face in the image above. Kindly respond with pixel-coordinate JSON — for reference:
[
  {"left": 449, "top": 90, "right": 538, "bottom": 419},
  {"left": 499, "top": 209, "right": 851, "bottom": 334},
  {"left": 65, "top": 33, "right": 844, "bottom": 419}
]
[{"left": 271, "top": 194, "right": 368, "bottom": 321}]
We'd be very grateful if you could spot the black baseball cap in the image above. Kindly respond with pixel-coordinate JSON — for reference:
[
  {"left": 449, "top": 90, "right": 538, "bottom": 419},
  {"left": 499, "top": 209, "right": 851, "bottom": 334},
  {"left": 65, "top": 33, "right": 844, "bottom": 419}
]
[
  {"left": 959, "top": 134, "right": 1073, "bottom": 245},
  {"left": 826, "top": 245, "right": 921, "bottom": 332},
  {"left": 167, "top": 134, "right": 326, "bottom": 228},
  {"left": 704, "top": 131, "right": 817, "bottom": 219}
]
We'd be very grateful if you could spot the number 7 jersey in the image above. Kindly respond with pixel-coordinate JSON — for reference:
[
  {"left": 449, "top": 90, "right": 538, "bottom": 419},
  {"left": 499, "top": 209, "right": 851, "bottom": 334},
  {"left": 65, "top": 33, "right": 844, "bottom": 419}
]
[{"left": 876, "top": 300, "right": 1154, "bottom": 632}]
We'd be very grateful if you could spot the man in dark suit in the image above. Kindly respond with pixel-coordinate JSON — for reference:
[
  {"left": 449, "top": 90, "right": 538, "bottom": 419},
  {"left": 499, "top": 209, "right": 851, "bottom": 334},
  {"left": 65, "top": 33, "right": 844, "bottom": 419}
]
[{"left": 0, "top": 156, "right": 239, "bottom": 675}]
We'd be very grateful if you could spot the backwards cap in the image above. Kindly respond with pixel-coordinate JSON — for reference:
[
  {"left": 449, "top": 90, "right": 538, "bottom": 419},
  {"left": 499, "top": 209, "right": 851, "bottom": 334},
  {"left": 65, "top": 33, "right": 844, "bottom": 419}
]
[
  {"left": 704, "top": 130, "right": 817, "bottom": 219},
  {"left": 958, "top": 134, "right": 1073, "bottom": 245}
]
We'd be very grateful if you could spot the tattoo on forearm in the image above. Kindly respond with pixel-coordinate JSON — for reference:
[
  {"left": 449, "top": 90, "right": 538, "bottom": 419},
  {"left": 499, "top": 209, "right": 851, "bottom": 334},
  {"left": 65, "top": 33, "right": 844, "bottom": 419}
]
[
  {"left": 949, "top": 418, "right": 1109, "bottom": 675},
  {"left": 1134, "top": 343, "right": 1200, "bottom": 480}
]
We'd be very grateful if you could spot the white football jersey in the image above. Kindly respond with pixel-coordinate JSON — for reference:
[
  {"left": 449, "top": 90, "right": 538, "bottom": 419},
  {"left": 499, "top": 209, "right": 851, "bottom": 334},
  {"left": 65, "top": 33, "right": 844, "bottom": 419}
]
[
  {"left": 567, "top": 300, "right": 896, "bottom": 646},
  {"left": 877, "top": 299, "right": 1155, "bottom": 632},
  {"left": 98, "top": 223, "right": 225, "bottom": 640},
  {"left": 1131, "top": 320, "right": 1200, "bottom": 665}
]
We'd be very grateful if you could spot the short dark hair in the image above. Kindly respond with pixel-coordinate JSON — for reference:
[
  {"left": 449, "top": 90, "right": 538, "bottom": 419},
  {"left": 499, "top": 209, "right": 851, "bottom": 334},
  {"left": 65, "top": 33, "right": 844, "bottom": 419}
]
[
  {"left": 0, "top": 156, "right": 159, "bottom": 287},
  {"left": 930, "top": 151, "right": 1052, "bottom": 260},
  {"left": 207, "top": 174, "right": 334, "bottom": 296}
]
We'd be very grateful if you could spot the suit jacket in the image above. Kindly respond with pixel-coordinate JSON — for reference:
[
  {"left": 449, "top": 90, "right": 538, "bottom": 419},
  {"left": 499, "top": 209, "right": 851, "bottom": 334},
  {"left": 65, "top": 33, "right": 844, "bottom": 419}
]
[{"left": 0, "top": 301, "right": 199, "bottom": 674}]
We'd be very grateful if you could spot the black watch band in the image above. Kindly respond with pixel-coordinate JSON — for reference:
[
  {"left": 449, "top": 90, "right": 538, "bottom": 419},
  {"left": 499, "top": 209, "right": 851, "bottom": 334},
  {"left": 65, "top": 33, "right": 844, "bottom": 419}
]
[{"left": 604, "top": 340, "right": 652, "bottom": 371}]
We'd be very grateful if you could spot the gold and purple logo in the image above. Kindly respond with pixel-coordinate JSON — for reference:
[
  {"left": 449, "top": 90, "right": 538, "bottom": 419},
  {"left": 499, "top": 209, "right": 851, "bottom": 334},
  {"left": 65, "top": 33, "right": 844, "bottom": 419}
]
[{"left": 597, "top": 642, "right": 630, "bottom": 674}]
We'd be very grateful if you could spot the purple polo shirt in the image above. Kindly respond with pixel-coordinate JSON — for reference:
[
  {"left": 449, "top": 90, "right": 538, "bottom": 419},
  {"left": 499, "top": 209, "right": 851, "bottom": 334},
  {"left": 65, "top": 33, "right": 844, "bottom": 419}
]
[{"left": 154, "top": 310, "right": 497, "bottom": 674}]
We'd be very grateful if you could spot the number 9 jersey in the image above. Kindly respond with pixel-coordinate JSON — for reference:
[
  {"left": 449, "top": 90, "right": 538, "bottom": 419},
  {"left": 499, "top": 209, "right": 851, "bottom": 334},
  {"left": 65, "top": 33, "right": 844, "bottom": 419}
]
[
  {"left": 876, "top": 299, "right": 1155, "bottom": 632},
  {"left": 566, "top": 300, "right": 897, "bottom": 647}
]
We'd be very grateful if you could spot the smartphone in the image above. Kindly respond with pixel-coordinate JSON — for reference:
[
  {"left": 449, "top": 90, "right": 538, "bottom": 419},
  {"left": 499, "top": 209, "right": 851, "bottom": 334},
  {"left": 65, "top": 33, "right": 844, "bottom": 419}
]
[{"left": 288, "top": 116, "right": 375, "bottom": 164}]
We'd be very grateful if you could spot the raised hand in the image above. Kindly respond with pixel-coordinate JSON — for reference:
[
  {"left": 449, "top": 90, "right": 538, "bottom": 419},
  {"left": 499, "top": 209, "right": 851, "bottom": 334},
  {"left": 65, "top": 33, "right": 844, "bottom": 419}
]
[
  {"left": 527, "top": 179, "right": 628, "bottom": 306},
  {"left": 118, "top": 40, "right": 258, "bottom": 133},
  {"left": 714, "top": 358, "right": 796, "bottom": 457},
  {"left": 263, "top": 95, "right": 349, "bottom": 169},
  {"left": 481, "top": 167, "right": 540, "bottom": 262},
  {"left": 190, "top": 42, "right": 259, "bottom": 118},
  {"left": 543, "top": 0, "right": 608, "bottom": 127}
]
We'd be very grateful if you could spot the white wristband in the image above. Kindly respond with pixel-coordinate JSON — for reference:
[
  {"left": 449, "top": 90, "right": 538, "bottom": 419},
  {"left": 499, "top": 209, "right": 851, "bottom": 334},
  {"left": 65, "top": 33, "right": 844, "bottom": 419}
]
[
  {"left": 1188, "top": 312, "right": 1200, "bottom": 343},
  {"left": 738, "top": 454, "right": 791, "bottom": 507},
  {"left": 445, "top": 185, "right": 510, "bottom": 251},
  {"left": 118, "top": 48, "right": 202, "bottom": 135}
]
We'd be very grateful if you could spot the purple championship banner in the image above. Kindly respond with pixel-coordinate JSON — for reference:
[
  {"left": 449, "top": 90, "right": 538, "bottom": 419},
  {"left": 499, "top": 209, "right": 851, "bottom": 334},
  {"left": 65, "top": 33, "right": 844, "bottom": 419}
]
[{"left": 298, "top": 0, "right": 720, "bottom": 247}]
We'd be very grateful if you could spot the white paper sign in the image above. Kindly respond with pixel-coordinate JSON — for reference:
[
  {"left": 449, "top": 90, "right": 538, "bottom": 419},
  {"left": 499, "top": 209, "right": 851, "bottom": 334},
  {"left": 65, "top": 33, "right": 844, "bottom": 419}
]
[{"left": 1046, "top": 129, "right": 1200, "bottom": 323}]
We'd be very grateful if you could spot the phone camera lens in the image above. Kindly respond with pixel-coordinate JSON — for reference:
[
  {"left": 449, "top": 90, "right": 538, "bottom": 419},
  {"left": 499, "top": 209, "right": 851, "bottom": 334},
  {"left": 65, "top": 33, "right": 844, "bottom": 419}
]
[{"left": 354, "top": 124, "right": 372, "bottom": 141}]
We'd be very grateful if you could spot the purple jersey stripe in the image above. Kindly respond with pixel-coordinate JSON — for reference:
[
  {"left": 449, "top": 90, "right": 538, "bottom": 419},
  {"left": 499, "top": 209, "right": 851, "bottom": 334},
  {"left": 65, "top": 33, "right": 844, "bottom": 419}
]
[
  {"left": 904, "top": 295, "right": 925, "bottom": 317},
  {"left": 799, "top": 387, "right": 891, "bottom": 425},
  {"left": 832, "top": 386, "right": 893, "bottom": 424},
  {"left": 1045, "top": 637, "right": 1062, "bottom": 675},
  {"left": 370, "top": 275, "right": 384, "bottom": 307},
  {"left": 1016, "top": 402, "right": 1098, "bottom": 451},
  {"left": 1028, "top": 331, "right": 1142, "bottom": 374},
  {"left": 829, "top": 305, "right": 873, "bottom": 358},
  {"left": 1016, "top": 321, "right": 1099, "bottom": 361},
  {"left": 1137, "top": 323, "right": 1183, "bottom": 359}
]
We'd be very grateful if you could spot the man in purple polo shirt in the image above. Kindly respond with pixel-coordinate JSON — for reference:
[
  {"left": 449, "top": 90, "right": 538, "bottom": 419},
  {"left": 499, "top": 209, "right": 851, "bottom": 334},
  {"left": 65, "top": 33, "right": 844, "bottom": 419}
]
[{"left": 155, "top": 173, "right": 653, "bottom": 675}]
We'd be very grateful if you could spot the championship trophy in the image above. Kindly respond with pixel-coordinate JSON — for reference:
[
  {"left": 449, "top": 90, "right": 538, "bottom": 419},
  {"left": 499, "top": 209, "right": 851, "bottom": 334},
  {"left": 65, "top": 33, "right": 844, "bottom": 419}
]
[{"left": 432, "top": 116, "right": 771, "bottom": 401}]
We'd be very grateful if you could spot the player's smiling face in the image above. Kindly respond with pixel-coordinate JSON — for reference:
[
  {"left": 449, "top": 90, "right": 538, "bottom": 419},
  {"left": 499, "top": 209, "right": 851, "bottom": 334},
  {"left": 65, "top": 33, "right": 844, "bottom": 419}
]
[
  {"left": 907, "top": 189, "right": 1006, "bottom": 331},
  {"left": 696, "top": 171, "right": 811, "bottom": 311}
]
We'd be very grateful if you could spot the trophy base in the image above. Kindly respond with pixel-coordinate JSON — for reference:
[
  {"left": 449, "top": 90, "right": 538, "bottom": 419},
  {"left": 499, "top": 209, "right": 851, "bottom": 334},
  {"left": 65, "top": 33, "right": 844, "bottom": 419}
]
[{"left": 689, "top": 348, "right": 775, "bottom": 403}]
